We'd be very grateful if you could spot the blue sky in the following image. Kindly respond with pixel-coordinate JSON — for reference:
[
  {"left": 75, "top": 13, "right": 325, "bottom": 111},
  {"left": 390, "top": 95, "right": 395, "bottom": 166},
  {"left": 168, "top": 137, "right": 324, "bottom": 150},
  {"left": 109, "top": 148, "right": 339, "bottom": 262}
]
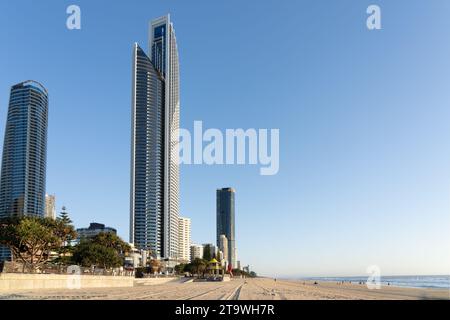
[{"left": 1, "top": 0, "right": 450, "bottom": 277}]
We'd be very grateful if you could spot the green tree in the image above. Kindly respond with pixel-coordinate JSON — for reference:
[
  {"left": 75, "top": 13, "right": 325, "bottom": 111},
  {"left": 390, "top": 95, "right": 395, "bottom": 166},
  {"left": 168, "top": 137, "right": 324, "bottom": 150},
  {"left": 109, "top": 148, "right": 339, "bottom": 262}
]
[
  {"left": 91, "top": 232, "right": 130, "bottom": 255},
  {"left": 174, "top": 263, "right": 186, "bottom": 275},
  {"left": 0, "top": 216, "right": 60, "bottom": 272},
  {"left": 58, "top": 206, "right": 72, "bottom": 225},
  {"left": 192, "top": 258, "right": 207, "bottom": 278},
  {"left": 71, "top": 233, "right": 130, "bottom": 270},
  {"left": 203, "top": 244, "right": 212, "bottom": 261},
  {"left": 184, "top": 263, "right": 194, "bottom": 275},
  {"left": 54, "top": 208, "right": 77, "bottom": 264},
  {"left": 72, "top": 241, "right": 122, "bottom": 269}
]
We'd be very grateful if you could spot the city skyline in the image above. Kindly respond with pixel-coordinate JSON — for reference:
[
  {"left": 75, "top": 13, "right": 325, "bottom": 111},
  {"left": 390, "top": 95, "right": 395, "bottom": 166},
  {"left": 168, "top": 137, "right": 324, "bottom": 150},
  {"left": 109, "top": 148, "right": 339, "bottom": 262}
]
[{"left": 1, "top": 1, "right": 450, "bottom": 277}]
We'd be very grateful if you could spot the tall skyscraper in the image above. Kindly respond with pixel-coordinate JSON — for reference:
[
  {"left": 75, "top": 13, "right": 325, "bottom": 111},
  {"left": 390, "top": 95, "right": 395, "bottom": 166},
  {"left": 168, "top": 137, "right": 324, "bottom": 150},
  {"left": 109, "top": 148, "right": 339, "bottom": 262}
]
[
  {"left": 130, "top": 15, "right": 180, "bottom": 260},
  {"left": 0, "top": 80, "right": 49, "bottom": 261},
  {"left": 217, "top": 188, "right": 236, "bottom": 268},
  {"left": 0, "top": 81, "right": 48, "bottom": 218},
  {"left": 130, "top": 43, "right": 165, "bottom": 256},
  {"left": 45, "top": 194, "right": 56, "bottom": 220},
  {"left": 178, "top": 217, "right": 191, "bottom": 262}
]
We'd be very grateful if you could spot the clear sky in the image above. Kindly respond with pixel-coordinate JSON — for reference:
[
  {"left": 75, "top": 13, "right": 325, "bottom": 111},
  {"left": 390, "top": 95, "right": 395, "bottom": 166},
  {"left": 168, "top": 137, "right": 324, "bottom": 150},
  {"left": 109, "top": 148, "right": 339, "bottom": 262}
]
[{"left": 1, "top": 0, "right": 450, "bottom": 277}]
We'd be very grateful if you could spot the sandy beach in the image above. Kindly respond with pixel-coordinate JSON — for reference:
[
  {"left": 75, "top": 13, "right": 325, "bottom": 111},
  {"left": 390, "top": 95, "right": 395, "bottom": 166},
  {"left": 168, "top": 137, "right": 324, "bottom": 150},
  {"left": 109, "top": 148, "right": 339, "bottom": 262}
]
[{"left": 0, "top": 278, "right": 448, "bottom": 300}]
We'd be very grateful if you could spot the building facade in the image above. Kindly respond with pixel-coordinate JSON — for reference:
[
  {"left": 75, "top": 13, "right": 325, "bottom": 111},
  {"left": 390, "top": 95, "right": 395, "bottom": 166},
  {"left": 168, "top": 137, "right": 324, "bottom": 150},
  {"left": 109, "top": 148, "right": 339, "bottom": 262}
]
[
  {"left": 0, "top": 81, "right": 48, "bottom": 218},
  {"left": 124, "top": 243, "right": 152, "bottom": 269},
  {"left": 178, "top": 217, "right": 191, "bottom": 262},
  {"left": 76, "top": 223, "right": 117, "bottom": 240},
  {"left": 0, "top": 81, "right": 49, "bottom": 261},
  {"left": 202, "top": 243, "right": 218, "bottom": 259},
  {"left": 130, "top": 43, "right": 165, "bottom": 256},
  {"left": 219, "top": 234, "right": 229, "bottom": 267},
  {"left": 216, "top": 188, "right": 236, "bottom": 268},
  {"left": 150, "top": 15, "right": 180, "bottom": 260},
  {"left": 130, "top": 15, "right": 180, "bottom": 260},
  {"left": 45, "top": 194, "right": 56, "bottom": 220},
  {"left": 190, "top": 244, "right": 204, "bottom": 262}
]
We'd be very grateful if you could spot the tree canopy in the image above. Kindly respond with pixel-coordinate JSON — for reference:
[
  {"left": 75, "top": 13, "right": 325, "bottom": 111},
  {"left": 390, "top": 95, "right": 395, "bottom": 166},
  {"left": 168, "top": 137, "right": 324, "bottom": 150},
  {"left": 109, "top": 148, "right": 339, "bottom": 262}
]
[
  {"left": 58, "top": 206, "right": 72, "bottom": 225},
  {"left": 0, "top": 216, "right": 62, "bottom": 272},
  {"left": 72, "top": 241, "right": 123, "bottom": 269},
  {"left": 203, "top": 244, "right": 212, "bottom": 261},
  {"left": 71, "top": 232, "right": 130, "bottom": 269}
]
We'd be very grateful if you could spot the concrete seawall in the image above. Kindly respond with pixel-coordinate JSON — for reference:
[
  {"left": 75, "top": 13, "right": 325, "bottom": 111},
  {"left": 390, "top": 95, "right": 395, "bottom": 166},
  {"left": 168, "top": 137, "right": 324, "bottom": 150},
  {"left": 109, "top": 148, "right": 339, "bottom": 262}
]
[{"left": 0, "top": 273, "right": 134, "bottom": 291}]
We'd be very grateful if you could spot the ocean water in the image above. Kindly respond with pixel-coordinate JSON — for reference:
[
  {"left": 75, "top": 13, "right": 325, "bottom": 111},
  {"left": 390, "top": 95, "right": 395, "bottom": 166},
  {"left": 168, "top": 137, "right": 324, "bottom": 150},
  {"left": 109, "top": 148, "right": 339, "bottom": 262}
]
[{"left": 303, "top": 275, "right": 450, "bottom": 290}]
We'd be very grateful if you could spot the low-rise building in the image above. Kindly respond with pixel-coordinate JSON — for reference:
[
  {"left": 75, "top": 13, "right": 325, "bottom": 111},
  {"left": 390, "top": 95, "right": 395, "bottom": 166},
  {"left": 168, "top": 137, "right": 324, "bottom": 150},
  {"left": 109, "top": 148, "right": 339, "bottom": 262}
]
[
  {"left": 124, "top": 243, "right": 151, "bottom": 268},
  {"left": 76, "top": 223, "right": 117, "bottom": 240},
  {"left": 190, "top": 244, "right": 204, "bottom": 261}
]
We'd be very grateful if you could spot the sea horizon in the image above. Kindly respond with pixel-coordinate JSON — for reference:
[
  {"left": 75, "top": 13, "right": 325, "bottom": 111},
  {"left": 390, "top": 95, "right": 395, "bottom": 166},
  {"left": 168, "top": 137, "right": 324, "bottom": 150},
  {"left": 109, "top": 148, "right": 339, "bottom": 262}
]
[{"left": 290, "top": 275, "right": 450, "bottom": 290}]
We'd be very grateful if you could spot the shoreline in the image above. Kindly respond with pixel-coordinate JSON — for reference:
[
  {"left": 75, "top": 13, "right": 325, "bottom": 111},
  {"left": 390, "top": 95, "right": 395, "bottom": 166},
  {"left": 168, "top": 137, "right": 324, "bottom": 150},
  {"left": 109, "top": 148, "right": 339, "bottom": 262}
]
[
  {"left": 270, "top": 275, "right": 450, "bottom": 291},
  {"left": 292, "top": 280, "right": 450, "bottom": 291}
]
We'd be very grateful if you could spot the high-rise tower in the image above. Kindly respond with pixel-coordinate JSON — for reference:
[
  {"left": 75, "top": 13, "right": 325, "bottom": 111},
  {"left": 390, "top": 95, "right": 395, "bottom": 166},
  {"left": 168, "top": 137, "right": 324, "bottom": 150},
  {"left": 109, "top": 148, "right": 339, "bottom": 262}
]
[
  {"left": 150, "top": 15, "right": 180, "bottom": 260},
  {"left": 130, "top": 15, "right": 180, "bottom": 260},
  {"left": 217, "top": 188, "right": 236, "bottom": 268},
  {"left": 178, "top": 217, "right": 191, "bottom": 262},
  {"left": 0, "top": 80, "right": 49, "bottom": 261},
  {"left": 0, "top": 81, "right": 48, "bottom": 218}
]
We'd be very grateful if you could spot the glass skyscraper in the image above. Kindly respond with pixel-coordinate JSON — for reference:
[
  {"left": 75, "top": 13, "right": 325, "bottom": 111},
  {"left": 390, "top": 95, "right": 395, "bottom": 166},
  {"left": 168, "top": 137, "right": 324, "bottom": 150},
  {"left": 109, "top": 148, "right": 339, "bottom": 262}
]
[
  {"left": 130, "top": 15, "right": 180, "bottom": 259},
  {"left": 217, "top": 188, "right": 236, "bottom": 268},
  {"left": 0, "top": 80, "right": 49, "bottom": 261}
]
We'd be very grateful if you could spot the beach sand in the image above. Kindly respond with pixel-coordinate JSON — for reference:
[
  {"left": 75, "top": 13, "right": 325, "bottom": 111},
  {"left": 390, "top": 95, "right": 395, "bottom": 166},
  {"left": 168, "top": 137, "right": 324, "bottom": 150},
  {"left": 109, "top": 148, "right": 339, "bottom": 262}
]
[{"left": 0, "top": 278, "right": 448, "bottom": 300}]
